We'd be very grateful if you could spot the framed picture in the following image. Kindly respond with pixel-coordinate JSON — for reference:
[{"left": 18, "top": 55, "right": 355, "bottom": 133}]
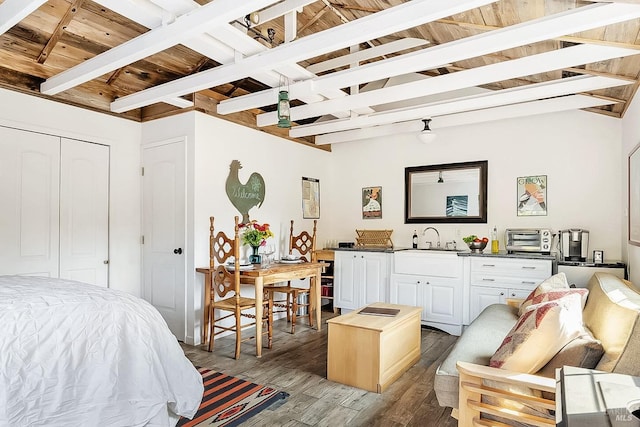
[
  {"left": 517, "top": 175, "right": 547, "bottom": 216},
  {"left": 362, "top": 186, "right": 382, "bottom": 219},
  {"left": 593, "top": 250, "right": 604, "bottom": 264},
  {"left": 629, "top": 144, "right": 640, "bottom": 246},
  {"left": 302, "top": 177, "right": 320, "bottom": 219}
]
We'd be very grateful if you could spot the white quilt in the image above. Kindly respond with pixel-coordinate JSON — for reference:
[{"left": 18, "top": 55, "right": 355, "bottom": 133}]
[{"left": 0, "top": 276, "right": 203, "bottom": 427}]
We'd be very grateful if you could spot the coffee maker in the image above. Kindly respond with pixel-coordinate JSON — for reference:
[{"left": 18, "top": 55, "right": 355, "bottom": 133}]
[{"left": 560, "top": 229, "right": 589, "bottom": 262}]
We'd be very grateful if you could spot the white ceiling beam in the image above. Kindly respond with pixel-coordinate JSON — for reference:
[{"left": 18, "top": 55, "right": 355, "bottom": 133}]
[
  {"left": 96, "top": 0, "right": 364, "bottom": 116},
  {"left": 204, "top": 22, "right": 370, "bottom": 118},
  {"left": 219, "top": 1, "right": 640, "bottom": 115},
  {"left": 284, "top": 10, "right": 297, "bottom": 43},
  {"left": 41, "top": 0, "right": 279, "bottom": 95},
  {"left": 0, "top": 0, "right": 47, "bottom": 36},
  {"left": 252, "top": 0, "right": 317, "bottom": 27},
  {"left": 257, "top": 43, "right": 640, "bottom": 126},
  {"left": 110, "top": 0, "right": 499, "bottom": 112},
  {"left": 306, "top": 38, "right": 429, "bottom": 75},
  {"left": 314, "top": 95, "right": 618, "bottom": 145},
  {"left": 162, "top": 97, "right": 193, "bottom": 108},
  {"left": 289, "top": 75, "right": 633, "bottom": 137}
]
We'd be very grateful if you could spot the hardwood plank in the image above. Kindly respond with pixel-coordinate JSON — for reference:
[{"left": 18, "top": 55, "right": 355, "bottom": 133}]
[{"left": 181, "top": 312, "right": 459, "bottom": 426}]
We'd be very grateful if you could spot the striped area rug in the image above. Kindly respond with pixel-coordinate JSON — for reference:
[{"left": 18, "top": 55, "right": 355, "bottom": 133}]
[{"left": 177, "top": 367, "right": 289, "bottom": 427}]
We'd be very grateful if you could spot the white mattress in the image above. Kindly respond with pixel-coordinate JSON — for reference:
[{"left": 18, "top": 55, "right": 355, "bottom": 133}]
[{"left": 0, "top": 276, "right": 203, "bottom": 426}]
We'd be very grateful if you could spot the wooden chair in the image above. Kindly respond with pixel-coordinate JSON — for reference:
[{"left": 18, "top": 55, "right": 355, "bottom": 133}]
[
  {"left": 208, "top": 216, "right": 272, "bottom": 359},
  {"left": 265, "top": 219, "right": 317, "bottom": 334}
]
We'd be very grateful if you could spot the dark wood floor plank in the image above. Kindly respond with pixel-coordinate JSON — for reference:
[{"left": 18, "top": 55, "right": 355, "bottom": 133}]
[{"left": 181, "top": 311, "right": 460, "bottom": 426}]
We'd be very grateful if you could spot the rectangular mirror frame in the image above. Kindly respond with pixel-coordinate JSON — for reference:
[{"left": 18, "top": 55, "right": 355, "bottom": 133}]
[{"left": 405, "top": 160, "right": 488, "bottom": 224}]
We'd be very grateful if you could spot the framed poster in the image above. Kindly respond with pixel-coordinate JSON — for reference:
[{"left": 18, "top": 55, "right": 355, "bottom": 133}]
[
  {"left": 517, "top": 175, "right": 547, "bottom": 216},
  {"left": 629, "top": 144, "right": 640, "bottom": 245},
  {"left": 302, "top": 176, "right": 320, "bottom": 219},
  {"left": 362, "top": 186, "right": 382, "bottom": 219}
]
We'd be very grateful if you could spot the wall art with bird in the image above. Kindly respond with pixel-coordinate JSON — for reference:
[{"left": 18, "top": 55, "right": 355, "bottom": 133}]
[{"left": 225, "top": 160, "right": 265, "bottom": 223}]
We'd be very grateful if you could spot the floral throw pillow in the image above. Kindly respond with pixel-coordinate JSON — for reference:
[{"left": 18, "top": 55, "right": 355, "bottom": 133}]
[
  {"left": 518, "top": 272, "right": 570, "bottom": 316},
  {"left": 490, "top": 293, "right": 585, "bottom": 373}
]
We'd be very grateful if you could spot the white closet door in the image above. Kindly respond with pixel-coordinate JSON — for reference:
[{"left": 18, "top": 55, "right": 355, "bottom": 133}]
[
  {"left": 59, "top": 139, "right": 109, "bottom": 287},
  {"left": 0, "top": 127, "right": 60, "bottom": 277}
]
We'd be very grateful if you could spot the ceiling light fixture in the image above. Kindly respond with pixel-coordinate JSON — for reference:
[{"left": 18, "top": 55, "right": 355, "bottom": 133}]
[
  {"left": 277, "top": 75, "right": 291, "bottom": 128},
  {"left": 417, "top": 118, "right": 436, "bottom": 143},
  {"left": 438, "top": 171, "right": 444, "bottom": 183}
]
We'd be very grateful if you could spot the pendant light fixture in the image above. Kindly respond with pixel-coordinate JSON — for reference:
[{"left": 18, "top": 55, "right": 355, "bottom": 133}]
[
  {"left": 438, "top": 171, "right": 444, "bottom": 183},
  {"left": 277, "top": 75, "right": 291, "bottom": 129},
  {"left": 417, "top": 118, "right": 436, "bottom": 143}
]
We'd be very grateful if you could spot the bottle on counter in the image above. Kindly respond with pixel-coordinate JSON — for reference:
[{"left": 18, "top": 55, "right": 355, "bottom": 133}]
[
  {"left": 491, "top": 226, "right": 499, "bottom": 254},
  {"left": 412, "top": 230, "right": 418, "bottom": 248}
]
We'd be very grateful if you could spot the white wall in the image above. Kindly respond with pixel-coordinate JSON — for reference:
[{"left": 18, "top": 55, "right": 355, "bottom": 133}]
[
  {"left": 0, "top": 89, "right": 142, "bottom": 295},
  {"left": 325, "top": 109, "right": 623, "bottom": 260},
  {"left": 142, "top": 112, "right": 332, "bottom": 344},
  {"left": 622, "top": 89, "right": 640, "bottom": 286}
]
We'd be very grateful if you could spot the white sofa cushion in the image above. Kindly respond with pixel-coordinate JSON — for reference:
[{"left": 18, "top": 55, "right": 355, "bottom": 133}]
[{"left": 490, "top": 293, "right": 585, "bottom": 373}]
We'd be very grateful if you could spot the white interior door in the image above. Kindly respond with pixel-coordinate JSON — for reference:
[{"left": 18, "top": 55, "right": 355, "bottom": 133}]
[
  {"left": 0, "top": 127, "right": 60, "bottom": 277},
  {"left": 59, "top": 139, "right": 109, "bottom": 286},
  {"left": 143, "top": 139, "right": 186, "bottom": 340}
]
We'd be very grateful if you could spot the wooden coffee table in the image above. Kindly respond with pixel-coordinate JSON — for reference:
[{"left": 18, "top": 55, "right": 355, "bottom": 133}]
[{"left": 327, "top": 302, "right": 422, "bottom": 393}]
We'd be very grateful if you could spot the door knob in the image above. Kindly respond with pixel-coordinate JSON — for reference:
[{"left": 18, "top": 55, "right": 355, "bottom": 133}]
[{"left": 173, "top": 248, "right": 183, "bottom": 255}]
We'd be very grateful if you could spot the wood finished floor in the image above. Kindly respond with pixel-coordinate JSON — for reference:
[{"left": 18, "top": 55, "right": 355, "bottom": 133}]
[{"left": 181, "top": 310, "right": 459, "bottom": 427}]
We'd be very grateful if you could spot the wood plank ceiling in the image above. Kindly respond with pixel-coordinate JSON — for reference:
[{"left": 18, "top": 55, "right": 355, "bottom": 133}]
[{"left": 1, "top": 0, "right": 640, "bottom": 149}]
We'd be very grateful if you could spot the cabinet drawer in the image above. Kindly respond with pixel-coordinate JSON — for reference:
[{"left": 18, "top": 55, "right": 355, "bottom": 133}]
[
  {"left": 470, "top": 273, "right": 545, "bottom": 290},
  {"left": 470, "top": 257, "right": 551, "bottom": 279},
  {"left": 394, "top": 252, "right": 462, "bottom": 278}
]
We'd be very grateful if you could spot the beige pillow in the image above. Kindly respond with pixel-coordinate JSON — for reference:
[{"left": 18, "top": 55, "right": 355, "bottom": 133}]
[
  {"left": 490, "top": 293, "right": 585, "bottom": 373},
  {"left": 518, "top": 272, "right": 570, "bottom": 315},
  {"left": 536, "top": 327, "right": 604, "bottom": 379}
]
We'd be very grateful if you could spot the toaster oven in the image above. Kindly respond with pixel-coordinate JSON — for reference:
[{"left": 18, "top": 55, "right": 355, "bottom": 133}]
[{"left": 505, "top": 228, "right": 553, "bottom": 254}]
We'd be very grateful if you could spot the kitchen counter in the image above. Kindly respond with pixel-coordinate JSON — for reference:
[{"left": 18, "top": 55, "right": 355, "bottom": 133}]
[{"left": 327, "top": 247, "right": 557, "bottom": 261}]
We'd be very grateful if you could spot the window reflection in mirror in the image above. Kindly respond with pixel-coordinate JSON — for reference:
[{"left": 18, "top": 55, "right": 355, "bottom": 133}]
[{"left": 405, "top": 161, "right": 488, "bottom": 224}]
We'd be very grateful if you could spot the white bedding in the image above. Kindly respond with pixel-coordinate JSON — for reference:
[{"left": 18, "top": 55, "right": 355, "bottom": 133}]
[{"left": 0, "top": 276, "right": 203, "bottom": 427}]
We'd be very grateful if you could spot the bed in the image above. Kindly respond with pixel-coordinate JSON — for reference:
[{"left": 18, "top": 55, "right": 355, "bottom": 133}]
[{"left": 0, "top": 275, "right": 203, "bottom": 426}]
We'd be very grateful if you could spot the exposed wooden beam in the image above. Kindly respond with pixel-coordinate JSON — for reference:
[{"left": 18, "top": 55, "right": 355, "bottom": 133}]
[
  {"left": 37, "top": 0, "right": 84, "bottom": 64},
  {"left": 435, "top": 18, "right": 640, "bottom": 50},
  {"left": 0, "top": 0, "right": 47, "bottom": 36},
  {"left": 220, "top": 2, "right": 640, "bottom": 115},
  {"left": 329, "top": 3, "right": 382, "bottom": 14},
  {"left": 306, "top": 38, "right": 429, "bottom": 74},
  {"left": 257, "top": 44, "right": 640, "bottom": 126},
  {"left": 41, "top": 0, "right": 280, "bottom": 95},
  {"left": 314, "top": 95, "right": 619, "bottom": 145},
  {"left": 289, "top": 75, "right": 634, "bottom": 137},
  {"left": 298, "top": 6, "right": 328, "bottom": 33},
  {"left": 110, "top": 0, "right": 499, "bottom": 112}
]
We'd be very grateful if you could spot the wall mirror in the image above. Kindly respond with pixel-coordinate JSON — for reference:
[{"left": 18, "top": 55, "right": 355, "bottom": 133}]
[{"left": 405, "top": 160, "right": 488, "bottom": 224}]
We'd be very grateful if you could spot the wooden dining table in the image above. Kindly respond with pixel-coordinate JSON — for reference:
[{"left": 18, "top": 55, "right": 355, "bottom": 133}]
[{"left": 196, "top": 261, "right": 325, "bottom": 357}]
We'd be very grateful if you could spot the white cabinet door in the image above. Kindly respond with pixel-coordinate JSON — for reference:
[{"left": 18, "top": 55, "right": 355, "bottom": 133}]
[
  {"left": 335, "top": 251, "right": 389, "bottom": 310},
  {"left": 390, "top": 274, "right": 423, "bottom": 316},
  {"left": 425, "top": 278, "right": 462, "bottom": 326},
  {"left": 59, "top": 139, "right": 109, "bottom": 287},
  {"left": 470, "top": 286, "right": 506, "bottom": 320},
  {"left": 361, "top": 252, "right": 388, "bottom": 305},
  {"left": 334, "top": 251, "right": 359, "bottom": 310},
  {"left": 0, "top": 128, "right": 60, "bottom": 277}
]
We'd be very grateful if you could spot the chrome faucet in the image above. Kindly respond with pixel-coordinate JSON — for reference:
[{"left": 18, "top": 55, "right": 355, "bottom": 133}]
[{"left": 422, "top": 227, "right": 440, "bottom": 248}]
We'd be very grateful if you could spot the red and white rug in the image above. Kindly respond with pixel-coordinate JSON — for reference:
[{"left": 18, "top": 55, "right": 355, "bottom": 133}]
[{"left": 176, "top": 367, "right": 288, "bottom": 427}]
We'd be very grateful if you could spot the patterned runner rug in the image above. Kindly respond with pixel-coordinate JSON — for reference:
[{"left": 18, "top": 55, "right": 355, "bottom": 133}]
[{"left": 177, "top": 367, "right": 289, "bottom": 427}]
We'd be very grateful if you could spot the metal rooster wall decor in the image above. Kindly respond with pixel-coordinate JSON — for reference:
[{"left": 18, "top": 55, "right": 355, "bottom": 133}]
[{"left": 225, "top": 160, "right": 265, "bottom": 223}]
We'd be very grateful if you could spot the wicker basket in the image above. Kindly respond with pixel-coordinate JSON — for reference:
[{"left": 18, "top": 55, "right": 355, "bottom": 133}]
[{"left": 355, "top": 229, "right": 394, "bottom": 248}]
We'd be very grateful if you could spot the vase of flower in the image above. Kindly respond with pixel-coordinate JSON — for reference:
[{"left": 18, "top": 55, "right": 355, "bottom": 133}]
[
  {"left": 239, "top": 220, "right": 274, "bottom": 265},
  {"left": 249, "top": 245, "right": 261, "bottom": 264}
]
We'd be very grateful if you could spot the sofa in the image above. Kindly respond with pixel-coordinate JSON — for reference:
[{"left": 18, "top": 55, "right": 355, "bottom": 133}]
[{"left": 434, "top": 272, "right": 640, "bottom": 426}]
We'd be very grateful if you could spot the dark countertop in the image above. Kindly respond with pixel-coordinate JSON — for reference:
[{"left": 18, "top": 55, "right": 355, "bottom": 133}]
[
  {"left": 557, "top": 260, "right": 626, "bottom": 268},
  {"left": 327, "top": 247, "right": 557, "bottom": 260}
]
